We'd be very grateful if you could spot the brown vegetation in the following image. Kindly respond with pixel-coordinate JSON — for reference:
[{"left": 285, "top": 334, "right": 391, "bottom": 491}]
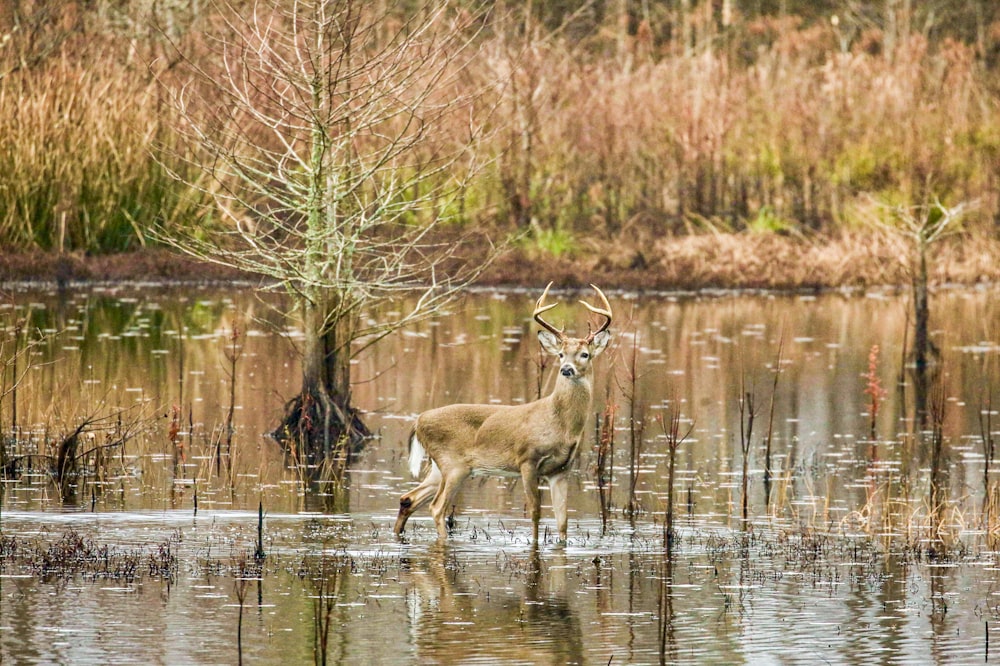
[
  {"left": 0, "top": 249, "right": 252, "bottom": 284},
  {"left": 3, "top": 227, "right": 1000, "bottom": 291},
  {"left": 482, "top": 230, "right": 1000, "bottom": 291},
  {"left": 2, "top": 2, "right": 1000, "bottom": 291}
]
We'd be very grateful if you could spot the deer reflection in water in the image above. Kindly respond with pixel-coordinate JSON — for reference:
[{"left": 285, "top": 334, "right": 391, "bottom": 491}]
[{"left": 401, "top": 547, "right": 584, "bottom": 665}]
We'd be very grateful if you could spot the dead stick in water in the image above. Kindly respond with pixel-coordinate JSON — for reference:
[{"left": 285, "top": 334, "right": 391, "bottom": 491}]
[{"left": 255, "top": 500, "right": 266, "bottom": 560}]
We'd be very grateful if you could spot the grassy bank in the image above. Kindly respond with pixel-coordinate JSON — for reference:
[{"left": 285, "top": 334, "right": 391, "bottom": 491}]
[
  {"left": 4, "top": 229, "right": 999, "bottom": 291},
  {"left": 491, "top": 230, "right": 1000, "bottom": 291}
]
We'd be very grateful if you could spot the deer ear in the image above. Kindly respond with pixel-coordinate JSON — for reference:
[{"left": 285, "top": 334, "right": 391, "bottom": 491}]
[
  {"left": 589, "top": 329, "right": 611, "bottom": 357},
  {"left": 537, "top": 330, "right": 562, "bottom": 355}
]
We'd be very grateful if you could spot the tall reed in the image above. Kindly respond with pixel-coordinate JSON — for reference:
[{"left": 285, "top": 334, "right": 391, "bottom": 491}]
[
  {"left": 619, "top": 333, "right": 644, "bottom": 518},
  {"left": 7, "top": 6, "right": 1000, "bottom": 256},
  {"left": 480, "top": 22, "right": 998, "bottom": 240},
  {"left": 0, "top": 26, "right": 208, "bottom": 252},
  {"left": 222, "top": 324, "right": 243, "bottom": 471}
]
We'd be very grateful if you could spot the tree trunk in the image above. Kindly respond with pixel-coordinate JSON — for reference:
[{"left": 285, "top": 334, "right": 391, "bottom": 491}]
[
  {"left": 272, "top": 294, "right": 370, "bottom": 465},
  {"left": 912, "top": 247, "right": 931, "bottom": 372},
  {"left": 910, "top": 242, "right": 939, "bottom": 429}
]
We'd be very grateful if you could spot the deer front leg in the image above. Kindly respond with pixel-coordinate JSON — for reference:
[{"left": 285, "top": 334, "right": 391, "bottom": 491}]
[
  {"left": 395, "top": 462, "right": 441, "bottom": 536},
  {"left": 429, "top": 463, "right": 469, "bottom": 541},
  {"left": 520, "top": 462, "right": 541, "bottom": 544},
  {"left": 549, "top": 472, "right": 569, "bottom": 543}
]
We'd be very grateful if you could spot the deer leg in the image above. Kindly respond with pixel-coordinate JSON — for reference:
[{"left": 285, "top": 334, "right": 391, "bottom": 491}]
[
  {"left": 520, "top": 463, "right": 541, "bottom": 544},
  {"left": 429, "top": 464, "right": 469, "bottom": 541},
  {"left": 549, "top": 472, "right": 569, "bottom": 543},
  {"left": 395, "top": 462, "right": 441, "bottom": 535}
]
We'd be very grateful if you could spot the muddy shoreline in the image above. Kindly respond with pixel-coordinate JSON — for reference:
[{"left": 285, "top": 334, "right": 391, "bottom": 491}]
[{"left": 3, "top": 232, "right": 999, "bottom": 292}]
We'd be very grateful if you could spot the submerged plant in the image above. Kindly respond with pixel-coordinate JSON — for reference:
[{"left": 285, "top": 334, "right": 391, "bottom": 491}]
[
  {"left": 596, "top": 401, "right": 617, "bottom": 534},
  {"left": 863, "top": 344, "right": 887, "bottom": 442},
  {"left": 659, "top": 406, "right": 692, "bottom": 557},
  {"left": 616, "top": 331, "right": 645, "bottom": 519},
  {"left": 168, "top": 404, "right": 184, "bottom": 476},
  {"left": 222, "top": 323, "right": 243, "bottom": 470},
  {"left": 763, "top": 335, "right": 783, "bottom": 505},
  {"left": 928, "top": 372, "right": 948, "bottom": 542},
  {"left": 738, "top": 383, "right": 757, "bottom": 525},
  {"left": 981, "top": 392, "right": 997, "bottom": 535},
  {"left": 301, "top": 554, "right": 352, "bottom": 666}
]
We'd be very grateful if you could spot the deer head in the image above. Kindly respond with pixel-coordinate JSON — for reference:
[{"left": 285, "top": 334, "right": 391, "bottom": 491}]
[{"left": 533, "top": 282, "right": 613, "bottom": 379}]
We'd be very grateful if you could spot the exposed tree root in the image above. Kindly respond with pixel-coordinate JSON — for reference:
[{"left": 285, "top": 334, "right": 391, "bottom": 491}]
[{"left": 271, "top": 388, "right": 370, "bottom": 470}]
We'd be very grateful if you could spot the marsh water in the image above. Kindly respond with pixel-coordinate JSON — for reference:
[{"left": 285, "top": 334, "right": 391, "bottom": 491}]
[{"left": 2, "top": 283, "right": 1000, "bottom": 664}]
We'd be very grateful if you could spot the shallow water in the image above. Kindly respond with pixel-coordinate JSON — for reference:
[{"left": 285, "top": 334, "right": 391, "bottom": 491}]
[
  {"left": 3, "top": 510, "right": 997, "bottom": 665},
  {"left": 2, "top": 284, "right": 1000, "bottom": 664}
]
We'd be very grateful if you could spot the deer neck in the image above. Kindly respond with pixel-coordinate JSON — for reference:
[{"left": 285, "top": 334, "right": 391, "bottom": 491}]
[{"left": 549, "top": 372, "right": 593, "bottom": 435}]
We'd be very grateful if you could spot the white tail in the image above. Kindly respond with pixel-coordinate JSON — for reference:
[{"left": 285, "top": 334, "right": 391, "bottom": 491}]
[
  {"left": 408, "top": 431, "right": 426, "bottom": 479},
  {"left": 394, "top": 283, "right": 613, "bottom": 544}
]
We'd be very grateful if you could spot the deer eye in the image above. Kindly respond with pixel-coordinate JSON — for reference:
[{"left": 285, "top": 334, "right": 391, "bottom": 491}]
[
  {"left": 558, "top": 353, "right": 564, "bottom": 359},
  {"left": 580, "top": 352, "right": 590, "bottom": 359}
]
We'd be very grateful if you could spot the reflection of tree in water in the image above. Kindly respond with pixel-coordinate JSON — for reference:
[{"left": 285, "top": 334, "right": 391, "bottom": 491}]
[
  {"left": 907, "top": 335, "right": 941, "bottom": 433},
  {"left": 403, "top": 548, "right": 584, "bottom": 665},
  {"left": 658, "top": 557, "right": 676, "bottom": 665},
  {"left": 301, "top": 477, "right": 351, "bottom": 515},
  {"left": 300, "top": 552, "right": 352, "bottom": 666}
]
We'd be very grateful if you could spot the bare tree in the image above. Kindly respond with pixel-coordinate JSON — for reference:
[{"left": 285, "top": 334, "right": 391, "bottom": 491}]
[
  {"left": 872, "top": 199, "right": 972, "bottom": 371},
  {"left": 158, "top": 1, "right": 501, "bottom": 463},
  {"left": 868, "top": 197, "right": 972, "bottom": 427}
]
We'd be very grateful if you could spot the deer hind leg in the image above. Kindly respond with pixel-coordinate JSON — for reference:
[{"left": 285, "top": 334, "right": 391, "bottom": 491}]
[
  {"left": 549, "top": 472, "right": 569, "bottom": 543},
  {"left": 395, "top": 461, "right": 441, "bottom": 536},
  {"left": 429, "top": 464, "right": 470, "bottom": 541},
  {"left": 520, "top": 463, "right": 542, "bottom": 544}
]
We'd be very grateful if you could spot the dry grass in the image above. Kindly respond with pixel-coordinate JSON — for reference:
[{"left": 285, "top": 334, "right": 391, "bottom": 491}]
[
  {"left": 4, "top": 227, "right": 997, "bottom": 291},
  {"left": 481, "top": 18, "right": 1000, "bottom": 241},
  {"left": 481, "top": 230, "right": 1000, "bottom": 291},
  {"left": 0, "top": 8, "right": 208, "bottom": 253},
  {"left": 2, "top": 3, "right": 1000, "bottom": 288}
]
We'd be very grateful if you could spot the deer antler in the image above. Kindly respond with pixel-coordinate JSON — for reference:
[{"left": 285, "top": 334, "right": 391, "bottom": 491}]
[
  {"left": 580, "top": 284, "right": 613, "bottom": 343},
  {"left": 533, "top": 281, "right": 565, "bottom": 339}
]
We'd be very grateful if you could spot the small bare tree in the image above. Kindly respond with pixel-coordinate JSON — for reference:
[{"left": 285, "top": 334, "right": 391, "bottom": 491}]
[
  {"left": 158, "top": 1, "right": 500, "bottom": 463},
  {"left": 869, "top": 197, "right": 972, "bottom": 427},
  {"left": 896, "top": 200, "right": 970, "bottom": 371}
]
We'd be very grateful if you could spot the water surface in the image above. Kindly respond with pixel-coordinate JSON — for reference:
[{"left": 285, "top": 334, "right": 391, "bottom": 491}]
[{"left": 2, "top": 284, "right": 1000, "bottom": 664}]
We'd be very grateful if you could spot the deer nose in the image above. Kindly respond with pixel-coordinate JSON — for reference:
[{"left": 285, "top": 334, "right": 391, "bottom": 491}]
[{"left": 560, "top": 364, "right": 576, "bottom": 377}]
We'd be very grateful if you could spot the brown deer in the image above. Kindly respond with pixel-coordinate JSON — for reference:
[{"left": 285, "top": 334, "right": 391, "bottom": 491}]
[{"left": 394, "top": 283, "right": 613, "bottom": 543}]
